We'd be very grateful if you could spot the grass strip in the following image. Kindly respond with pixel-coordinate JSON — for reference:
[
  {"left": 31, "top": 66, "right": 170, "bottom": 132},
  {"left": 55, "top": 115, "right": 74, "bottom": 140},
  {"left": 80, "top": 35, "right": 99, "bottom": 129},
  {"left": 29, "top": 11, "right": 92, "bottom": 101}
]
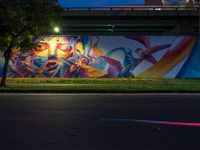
[
  {"left": 1, "top": 85, "right": 200, "bottom": 91},
  {"left": 4, "top": 78, "right": 200, "bottom": 85}
]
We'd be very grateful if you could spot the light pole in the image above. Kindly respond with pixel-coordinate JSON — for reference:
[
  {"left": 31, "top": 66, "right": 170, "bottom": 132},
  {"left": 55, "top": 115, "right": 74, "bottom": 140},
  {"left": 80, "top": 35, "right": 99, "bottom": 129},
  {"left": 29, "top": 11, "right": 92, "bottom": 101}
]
[
  {"left": 54, "top": 26, "right": 60, "bottom": 42},
  {"left": 53, "top": 26, "right": 60, "bottom": 58}
]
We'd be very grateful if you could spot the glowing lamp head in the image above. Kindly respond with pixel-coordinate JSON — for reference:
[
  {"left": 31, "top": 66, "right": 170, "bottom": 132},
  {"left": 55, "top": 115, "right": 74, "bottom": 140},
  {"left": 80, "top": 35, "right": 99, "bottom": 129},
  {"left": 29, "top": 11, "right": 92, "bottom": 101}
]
[{"left": 54, "top": 27, "right": 60, "bottom": 33}]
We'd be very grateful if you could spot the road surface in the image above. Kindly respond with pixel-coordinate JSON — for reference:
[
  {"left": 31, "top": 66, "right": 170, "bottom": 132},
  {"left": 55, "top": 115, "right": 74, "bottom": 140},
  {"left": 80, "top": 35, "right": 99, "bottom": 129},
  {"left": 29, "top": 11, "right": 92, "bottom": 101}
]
[{"left": 0, "top": 93, "right": 200, "bottom": 150}]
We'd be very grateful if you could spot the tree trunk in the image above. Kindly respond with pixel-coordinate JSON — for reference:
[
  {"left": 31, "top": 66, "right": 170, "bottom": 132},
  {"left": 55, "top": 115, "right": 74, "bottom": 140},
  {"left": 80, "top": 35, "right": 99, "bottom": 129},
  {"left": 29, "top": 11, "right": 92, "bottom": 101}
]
[{"left": 0, "top": 45, "right": 13, "bottom": 86}]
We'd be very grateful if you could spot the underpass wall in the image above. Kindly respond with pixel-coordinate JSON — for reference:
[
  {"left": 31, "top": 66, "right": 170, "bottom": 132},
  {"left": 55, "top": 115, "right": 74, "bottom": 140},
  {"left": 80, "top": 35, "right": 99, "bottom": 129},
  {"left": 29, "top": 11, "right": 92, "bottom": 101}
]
[{"left": 0, "top": 35, "right": 199, "bottom": 78}]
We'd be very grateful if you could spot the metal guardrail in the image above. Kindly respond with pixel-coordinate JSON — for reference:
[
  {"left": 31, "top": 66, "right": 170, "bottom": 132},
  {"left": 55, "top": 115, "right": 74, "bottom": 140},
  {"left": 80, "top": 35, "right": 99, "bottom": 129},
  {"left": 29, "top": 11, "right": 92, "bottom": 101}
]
[{"left": 64, "top": 5, "right": 199, "bottom": 11}]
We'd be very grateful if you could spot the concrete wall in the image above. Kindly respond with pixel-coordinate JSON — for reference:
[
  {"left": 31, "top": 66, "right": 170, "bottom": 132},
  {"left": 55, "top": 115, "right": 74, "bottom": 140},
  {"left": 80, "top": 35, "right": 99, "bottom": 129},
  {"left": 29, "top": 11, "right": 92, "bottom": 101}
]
[{"left": 0, "top": 36, "right": 199, "bottom": 78}]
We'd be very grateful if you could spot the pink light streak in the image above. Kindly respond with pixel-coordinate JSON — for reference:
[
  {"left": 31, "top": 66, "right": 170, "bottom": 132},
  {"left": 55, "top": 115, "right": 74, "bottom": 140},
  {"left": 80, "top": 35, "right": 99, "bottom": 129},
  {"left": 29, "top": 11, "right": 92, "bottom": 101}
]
[{"left": 102, "top": 118, "right": 200, "bottom": 127}]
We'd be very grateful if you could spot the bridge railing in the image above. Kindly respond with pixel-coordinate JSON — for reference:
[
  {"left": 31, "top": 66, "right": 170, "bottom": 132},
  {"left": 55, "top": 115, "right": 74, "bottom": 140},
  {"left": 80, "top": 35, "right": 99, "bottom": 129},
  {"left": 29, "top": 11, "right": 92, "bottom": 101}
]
[{"left": 64, "top": 5, "right": 199, "bottom": 11}]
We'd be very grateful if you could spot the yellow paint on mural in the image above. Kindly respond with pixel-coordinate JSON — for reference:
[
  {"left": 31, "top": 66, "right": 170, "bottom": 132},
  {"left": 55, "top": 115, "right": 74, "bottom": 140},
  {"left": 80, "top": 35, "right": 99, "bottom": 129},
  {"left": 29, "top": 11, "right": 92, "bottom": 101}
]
[
  {"left": 75, "top": 42, "right": 84, "bottom": 55},
  {"left": 93, "top": 43, "right": 105, "bottom": 56},
  {"left": 138, "top": 37, "right": 196, "bottom": 78}
]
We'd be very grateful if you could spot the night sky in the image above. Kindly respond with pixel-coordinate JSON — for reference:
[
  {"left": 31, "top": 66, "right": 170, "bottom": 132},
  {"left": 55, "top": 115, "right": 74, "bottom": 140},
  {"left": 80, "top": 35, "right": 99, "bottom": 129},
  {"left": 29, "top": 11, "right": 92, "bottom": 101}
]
[{"left": 58, "top": 0, "right": 144, "bottom": 7}]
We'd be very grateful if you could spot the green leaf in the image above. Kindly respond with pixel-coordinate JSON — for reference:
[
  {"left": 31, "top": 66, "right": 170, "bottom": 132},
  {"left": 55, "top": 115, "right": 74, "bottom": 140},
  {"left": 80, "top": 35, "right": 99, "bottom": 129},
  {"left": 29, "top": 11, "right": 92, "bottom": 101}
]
[{"left": 0, "top": 0, "right": 63, "bottom": 53}]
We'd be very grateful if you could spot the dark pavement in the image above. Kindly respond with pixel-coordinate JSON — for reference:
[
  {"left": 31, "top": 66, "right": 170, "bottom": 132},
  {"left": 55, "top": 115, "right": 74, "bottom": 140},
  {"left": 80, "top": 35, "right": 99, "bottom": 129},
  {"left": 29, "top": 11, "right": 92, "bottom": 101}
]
[{"left": 0, "top": 93, "right": 200, "bottom": 150}]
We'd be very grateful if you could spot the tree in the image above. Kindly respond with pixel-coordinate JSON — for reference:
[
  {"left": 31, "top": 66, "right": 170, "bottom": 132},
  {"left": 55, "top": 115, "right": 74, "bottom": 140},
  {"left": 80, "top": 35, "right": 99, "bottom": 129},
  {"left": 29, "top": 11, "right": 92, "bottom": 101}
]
[{"left": 0, "top": 0, "right": 63, "bottom": 86}]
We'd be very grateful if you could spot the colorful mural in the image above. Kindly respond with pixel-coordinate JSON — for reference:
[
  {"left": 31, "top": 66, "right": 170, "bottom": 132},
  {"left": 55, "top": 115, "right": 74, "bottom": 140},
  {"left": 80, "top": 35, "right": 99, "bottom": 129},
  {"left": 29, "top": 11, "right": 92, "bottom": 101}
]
[{"left": 0, "top": 36, "right": 199, "bottom": 78}]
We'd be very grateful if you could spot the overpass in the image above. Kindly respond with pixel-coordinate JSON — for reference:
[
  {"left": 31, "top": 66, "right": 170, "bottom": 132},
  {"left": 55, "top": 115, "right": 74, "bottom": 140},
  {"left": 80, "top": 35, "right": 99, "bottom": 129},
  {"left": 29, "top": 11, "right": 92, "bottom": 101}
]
[{"left": 46, "top": 6, "right": 199, "bottom": 35}]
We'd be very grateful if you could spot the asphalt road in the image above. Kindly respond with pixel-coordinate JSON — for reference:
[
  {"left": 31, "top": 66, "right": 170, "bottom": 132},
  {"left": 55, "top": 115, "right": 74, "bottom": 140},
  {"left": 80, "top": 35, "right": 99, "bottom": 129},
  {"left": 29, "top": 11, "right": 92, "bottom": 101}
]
[{"left": 0, "top": 93, "right": 200, "bottom": 150}]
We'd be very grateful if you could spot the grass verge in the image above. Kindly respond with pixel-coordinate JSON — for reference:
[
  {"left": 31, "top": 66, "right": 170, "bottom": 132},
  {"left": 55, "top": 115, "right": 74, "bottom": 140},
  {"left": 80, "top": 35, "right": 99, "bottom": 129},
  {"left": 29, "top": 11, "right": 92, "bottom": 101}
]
[
  {"left": 4, "top": 78, "right": 200, "bottom": 85},
  {"left": 0, "top": 85, "right": 200, "bottom": 91},
  {"left": 1, "top": 78, "right": 200, "bottom": 91}
]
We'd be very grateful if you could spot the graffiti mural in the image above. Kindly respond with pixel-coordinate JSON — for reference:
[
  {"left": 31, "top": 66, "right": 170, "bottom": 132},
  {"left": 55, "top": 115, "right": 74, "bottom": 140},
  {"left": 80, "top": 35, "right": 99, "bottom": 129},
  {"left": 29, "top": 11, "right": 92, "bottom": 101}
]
[{"left": 0, "top": 36, "right": 199, "bottom": 78}]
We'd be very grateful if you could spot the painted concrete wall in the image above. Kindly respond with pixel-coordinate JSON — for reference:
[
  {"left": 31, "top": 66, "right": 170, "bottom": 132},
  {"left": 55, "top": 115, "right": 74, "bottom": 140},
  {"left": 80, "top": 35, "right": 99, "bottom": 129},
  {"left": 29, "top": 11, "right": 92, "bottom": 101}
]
[{"left": 0, "top": 36, "right": 199, "bottom": 78}]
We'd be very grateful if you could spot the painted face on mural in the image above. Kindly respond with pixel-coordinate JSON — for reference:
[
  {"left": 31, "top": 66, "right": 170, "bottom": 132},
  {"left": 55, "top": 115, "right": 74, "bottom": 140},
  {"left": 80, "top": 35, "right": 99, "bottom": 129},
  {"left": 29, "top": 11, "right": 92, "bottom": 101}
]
[
  {"left": 2, "top": 36, "right": 197, "bottom": 78},
  {"left": 33, "top": 36, "right": 80, "bottom": 75},
  {"left": 34, "top": 36, "right": 75, "bottom": 59}
]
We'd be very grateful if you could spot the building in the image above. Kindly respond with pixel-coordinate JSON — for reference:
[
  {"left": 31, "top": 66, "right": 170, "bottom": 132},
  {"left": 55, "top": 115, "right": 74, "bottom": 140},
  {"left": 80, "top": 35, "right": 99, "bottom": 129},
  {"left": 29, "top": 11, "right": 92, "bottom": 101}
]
[{"left": 145, "top": 0, "right": 196, "bottom": 6}]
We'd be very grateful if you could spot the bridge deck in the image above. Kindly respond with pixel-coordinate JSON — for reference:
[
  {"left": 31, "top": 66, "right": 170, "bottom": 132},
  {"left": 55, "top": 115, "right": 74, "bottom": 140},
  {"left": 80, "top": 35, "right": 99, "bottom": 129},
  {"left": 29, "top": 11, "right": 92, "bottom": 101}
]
[{"left": 45, "top": 7, "right": 199, "bottom": 35}]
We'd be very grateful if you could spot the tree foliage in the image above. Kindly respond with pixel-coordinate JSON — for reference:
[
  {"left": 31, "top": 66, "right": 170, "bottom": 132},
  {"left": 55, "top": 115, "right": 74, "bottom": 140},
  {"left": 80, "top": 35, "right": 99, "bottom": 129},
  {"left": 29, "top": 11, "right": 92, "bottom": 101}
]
[
  {"left": 0, "top": 0, "right": 63, "bottom": 51},
  {"left": 0, "top": 0, "right": 63, "bottom": 85}
]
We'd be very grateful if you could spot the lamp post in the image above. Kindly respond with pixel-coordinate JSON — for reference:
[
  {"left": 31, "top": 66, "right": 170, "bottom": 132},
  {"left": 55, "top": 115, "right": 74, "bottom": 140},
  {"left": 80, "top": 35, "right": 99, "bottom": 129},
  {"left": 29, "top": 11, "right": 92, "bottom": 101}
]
[
  {"left": 53, "top": 27, "right": 60, "bottom": 58},
  {"left": 54, "top": 26, "right": 60, "bottom": 42}
]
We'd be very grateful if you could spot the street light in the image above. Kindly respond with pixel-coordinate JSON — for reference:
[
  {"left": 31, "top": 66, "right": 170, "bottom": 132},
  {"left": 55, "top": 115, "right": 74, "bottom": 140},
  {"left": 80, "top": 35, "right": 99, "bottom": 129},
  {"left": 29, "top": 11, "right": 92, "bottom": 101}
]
[
  {"left": 54, "top": 27, "right": 60, "bottom": 33},
  {"left": 54, "top": 27, "right": 60, "bottom": 42}
]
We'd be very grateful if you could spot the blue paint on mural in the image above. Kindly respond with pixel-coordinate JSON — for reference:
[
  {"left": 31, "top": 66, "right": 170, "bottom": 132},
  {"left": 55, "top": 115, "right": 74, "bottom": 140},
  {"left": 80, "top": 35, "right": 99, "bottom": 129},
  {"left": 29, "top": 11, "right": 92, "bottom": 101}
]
[
  {"left": 0, "top": 36, "right": 199, "bottom": 78},
  {"left": 177, "top": 36, "right": 200, "bottom": 78}
]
